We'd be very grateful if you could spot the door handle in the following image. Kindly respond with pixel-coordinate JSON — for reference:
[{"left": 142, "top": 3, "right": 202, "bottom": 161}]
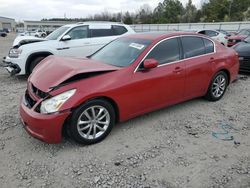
[
  {"left": 173, "top": 66, "right": 183, "bottom": 73},
  {"left": 210, "top": 57, "right": 215, "bottom": 63},
  {"left": 84, "top": 42, "right": 90, "bottom": 45}
]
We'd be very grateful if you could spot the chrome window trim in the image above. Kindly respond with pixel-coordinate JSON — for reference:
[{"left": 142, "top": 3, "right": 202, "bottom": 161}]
[{"left": 134, "top": 35, "right": 216, "bottom": 73}]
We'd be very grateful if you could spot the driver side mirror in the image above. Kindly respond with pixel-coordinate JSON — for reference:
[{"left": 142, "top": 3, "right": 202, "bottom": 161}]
[
  {"left": 61, "top": 35, "right": 71, "bottom": 41},
  {"left": 143, "top": 58, "right": 158, "bottom": 69}
]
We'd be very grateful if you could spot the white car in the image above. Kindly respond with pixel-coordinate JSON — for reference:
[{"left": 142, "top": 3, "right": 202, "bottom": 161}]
[
  {"left": 183, "top": 29, "right": 228, "bottom": 46},
  {"left": 19, "top": 30, "right": 47, "bottom": 38},
  {"left": 197, "top": 29, "right": 228, "bottom": 46},
  {"left": 4, "top": 22, "right": 135, "bottom": 75}
]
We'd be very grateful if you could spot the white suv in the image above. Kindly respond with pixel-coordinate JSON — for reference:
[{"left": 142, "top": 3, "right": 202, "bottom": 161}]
[{"left": 4, "top": 22, "right": 135, "bottom": 75}]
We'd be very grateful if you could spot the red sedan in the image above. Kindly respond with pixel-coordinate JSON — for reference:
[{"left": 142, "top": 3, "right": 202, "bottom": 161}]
[
  {"left": 20, "top": 32, "right": 239, "bottom": 144},
  {"left": 227, "top": 29, "right": 250, "bottom": 47}
]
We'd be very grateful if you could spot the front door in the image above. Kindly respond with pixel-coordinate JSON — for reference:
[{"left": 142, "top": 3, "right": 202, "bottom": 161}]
[
  {"left": 57, "top": 25, "right": 93, "bottom": 57},
  {"left": 124, "top": 38, "right": 186, "bottom": 117}
]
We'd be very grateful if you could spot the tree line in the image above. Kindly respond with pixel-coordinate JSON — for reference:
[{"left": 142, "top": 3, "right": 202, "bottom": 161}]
[{"left": 42, "top": 0, "right": 250, "bottom": 24}]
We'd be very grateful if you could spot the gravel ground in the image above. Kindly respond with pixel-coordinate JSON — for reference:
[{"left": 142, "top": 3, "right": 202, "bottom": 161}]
[{"left": 0, "top": 33, "right": 250, "bottom": 188}]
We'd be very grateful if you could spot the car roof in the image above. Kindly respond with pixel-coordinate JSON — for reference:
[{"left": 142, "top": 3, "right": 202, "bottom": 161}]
[
  {"left": 63, "top": 21, "right": 127, "bottom": 27},
  {"left": 124, "top": 32, "right": 209, "bottom": 41}
]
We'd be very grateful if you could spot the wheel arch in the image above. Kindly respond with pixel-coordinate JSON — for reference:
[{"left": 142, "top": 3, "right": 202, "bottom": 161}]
[
  {"left": 25, "top": 51, "right": 53, "bottom": 74},
  {"left": 84, "top": 96, "right": 120, "bottom": 123},
  {"left": 61, "top": 96, "right": 120, "bottom": 139}
]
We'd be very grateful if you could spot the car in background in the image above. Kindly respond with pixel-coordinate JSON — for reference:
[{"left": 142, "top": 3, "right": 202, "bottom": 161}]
[
  {"left": 216, "top": 29, "right": 231, "bottom": 37},
  {"left": 197, "top": 29, "right": 228, "bottom": 46},
  {"left": 20, "top": 32, "right": 239, "bottom": 144},
  {"left": 0, "top": 30, "right": 7, "bottom": 37},
  {"left": 3, "top": 22, "right": 135, "bottom": 75},
  {"left": 228, "top": 29, "right": 250, "bottom": 47},
  {"left": 3, "top": 28, "right": 10, "bottom": 33},
  {"left": 232, "top": 36, "right": 250, "bottom": 72},
  {"left": 19, "top": 30, "right": 47, "bottom": 38},
  {"left": 183, "top": 29, "right": 228, "bottom": 46}
]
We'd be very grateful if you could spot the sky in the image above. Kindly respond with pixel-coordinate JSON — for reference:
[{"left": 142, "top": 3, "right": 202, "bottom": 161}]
[{"left": 0, "top": 0, "right": 202, "bottom": 21}]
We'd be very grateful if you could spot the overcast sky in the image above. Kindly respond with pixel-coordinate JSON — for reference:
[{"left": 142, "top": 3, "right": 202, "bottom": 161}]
[{"left": 0, "top": 0, "right": 202, "bottom": 21}]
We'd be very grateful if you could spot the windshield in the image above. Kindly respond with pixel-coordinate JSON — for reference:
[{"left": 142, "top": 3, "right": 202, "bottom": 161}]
[
  {"left": 46, "top": 26, "right": 69, "bottom": 40},
  {"left": 90, "top": 38, "right": 152, "bottom": 67},
  {"left": 238, "top": 30, "right": 250, "bottom": 36}
]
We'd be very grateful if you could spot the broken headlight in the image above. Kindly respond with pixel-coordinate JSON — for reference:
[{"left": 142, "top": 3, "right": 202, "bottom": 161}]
[
  {"left": 40, "top": 89, "right": 76, "bottom": 114},
  {"left": 9, "top": 48, "right": 22, "bottom": 58}
]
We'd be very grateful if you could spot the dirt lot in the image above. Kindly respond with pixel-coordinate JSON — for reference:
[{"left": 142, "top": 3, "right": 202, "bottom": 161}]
[{"left": 0, "top": 34, "right": 250, "bottom": 188}]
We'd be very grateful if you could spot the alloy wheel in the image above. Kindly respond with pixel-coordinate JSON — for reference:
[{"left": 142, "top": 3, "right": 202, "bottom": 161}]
[
  {"left": 212, "top": 74, "right": 226, "bottom": 98},
  {"left": 77, "top": 105, "right": 110, "bottom": 140}
]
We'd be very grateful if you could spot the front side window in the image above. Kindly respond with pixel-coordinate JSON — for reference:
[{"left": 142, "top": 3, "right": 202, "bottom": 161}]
[
  {"left": 46, "top": 26, "right": 70, "bottom": 40},
  {"left": 146, "top": 38, "right": 181, "bottom": 65},
  {"left": 91, "top": 38, "right": 151, "bottom": 67},
  {"left": 66, "top": 26, "right": 88, "bottom": 40},
  {"left": 181, "top": 36, "right": 205, "bottom": 58}
]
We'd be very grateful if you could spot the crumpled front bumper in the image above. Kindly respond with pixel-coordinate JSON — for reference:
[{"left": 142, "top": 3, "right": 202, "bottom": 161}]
[
  {"left": 20, "top": 95, "right": 71, "bottom": 144},
  {"left": 3, "top": 56, "right": 22, "bottom": 75}
]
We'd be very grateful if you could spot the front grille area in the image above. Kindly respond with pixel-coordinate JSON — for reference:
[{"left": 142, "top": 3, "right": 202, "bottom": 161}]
[
  {"left": 24, "top": 93, "right": 37, "bottom": 108},
  {"left": 240, "top": 57, "right": 250, "bottom": 70},
  {"left": 31, "top": 84, "right": 47, "bottom": 98}
]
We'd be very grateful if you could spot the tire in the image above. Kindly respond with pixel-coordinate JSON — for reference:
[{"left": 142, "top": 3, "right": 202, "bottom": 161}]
[
  {"left": 28, "top": 56, "right": 46, "bottom": 74},
  {"left": 41, "top": 33, "right": 46, "bottom": 38},
  {"left": 68, "top": 99, "right": 116, "bottom": 145},
  {"left": 205, "top": 71, "right": 228, "bottom": 101}
]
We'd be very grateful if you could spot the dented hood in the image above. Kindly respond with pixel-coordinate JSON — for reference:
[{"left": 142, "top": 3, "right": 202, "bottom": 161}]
[
  {"left": 30, "top": 56, "right": 120, "bottom": 92},
  {"left": 13, "top": 36, "right": 47, "bottom": 47}
]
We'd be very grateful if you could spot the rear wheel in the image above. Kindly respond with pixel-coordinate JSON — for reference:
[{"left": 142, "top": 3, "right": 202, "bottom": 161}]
[
  {"left": 28, "top": 56, "right": 46, "bottom": 74},
  {"left": 68, "top": 99, "right": 116, "bottom": 145},
  {"left": 205, "top": 71, "right": 228, "bottom": 101}
]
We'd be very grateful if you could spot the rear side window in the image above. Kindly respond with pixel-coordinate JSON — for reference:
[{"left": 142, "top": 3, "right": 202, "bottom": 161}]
[
  {"left": 205, "top": 30, "right": 218, "bottom": 37},
  {"left": 181, "top": 36, "right": 205, "bottom": 58},
  {"left": 203, "top": 38, "right": 214, "bottom": 53},
  {"left": 112, "top": 25, "right": 128, "bottom": 35},
  {"left": 146, "top": 38, "right": 180, "bottom": 65},
  {"left": 90, "top": 29, "right": 113, "bottom": 37}
]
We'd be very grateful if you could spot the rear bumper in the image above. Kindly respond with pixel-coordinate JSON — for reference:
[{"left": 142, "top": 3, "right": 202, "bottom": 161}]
[{"left": 20, "top": 96, "right": 70, "bottom": 144}]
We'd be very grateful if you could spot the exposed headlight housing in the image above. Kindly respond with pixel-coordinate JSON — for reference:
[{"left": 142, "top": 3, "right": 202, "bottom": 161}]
[
  {"left": 9, "top": 48, "right": 22, "bottom": 58},
  {"left": 40, "top": 89, "right": 76, "bottom": 114}
]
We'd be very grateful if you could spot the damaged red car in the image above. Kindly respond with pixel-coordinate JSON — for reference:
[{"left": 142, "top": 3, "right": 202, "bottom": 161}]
[{"left": 20, "top": 32, "right": 239, "bottom": 144}]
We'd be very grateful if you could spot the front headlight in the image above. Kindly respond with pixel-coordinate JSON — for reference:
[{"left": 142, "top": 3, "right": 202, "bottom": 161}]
[
  {"left": 40, "top": 89, "right": 76, "bottom": 114},
  {"left": 9, "top": 48, "right": 22, "bottom": 58}
]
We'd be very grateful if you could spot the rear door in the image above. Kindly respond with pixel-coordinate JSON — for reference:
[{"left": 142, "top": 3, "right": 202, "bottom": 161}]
[
  {"left": 180, "top": 36, "right": 215, "bottom": 99},
  {"left": 57, "top": 25, "right": 92, "bottom": 57},
  {"left": 129, "top": 38, "right": 186, "bottom": 115}
]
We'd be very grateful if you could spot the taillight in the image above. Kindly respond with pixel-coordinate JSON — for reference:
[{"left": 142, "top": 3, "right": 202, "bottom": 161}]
[{"left": 224, "top": 36, "right": 228, "bottom": 39}]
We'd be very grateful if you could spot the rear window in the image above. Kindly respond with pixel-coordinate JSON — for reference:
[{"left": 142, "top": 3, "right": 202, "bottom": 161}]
[{"left": 181, "top": 36, "right": 205, "bottom": 58}]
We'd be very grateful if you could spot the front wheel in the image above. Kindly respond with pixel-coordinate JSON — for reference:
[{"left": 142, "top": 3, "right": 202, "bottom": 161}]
[
  {"left": 205, "top": 71, "right": 228, "bottom": 101},
  {"left": 68, "top": 99, "right": 116, "bottom": 145}
]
